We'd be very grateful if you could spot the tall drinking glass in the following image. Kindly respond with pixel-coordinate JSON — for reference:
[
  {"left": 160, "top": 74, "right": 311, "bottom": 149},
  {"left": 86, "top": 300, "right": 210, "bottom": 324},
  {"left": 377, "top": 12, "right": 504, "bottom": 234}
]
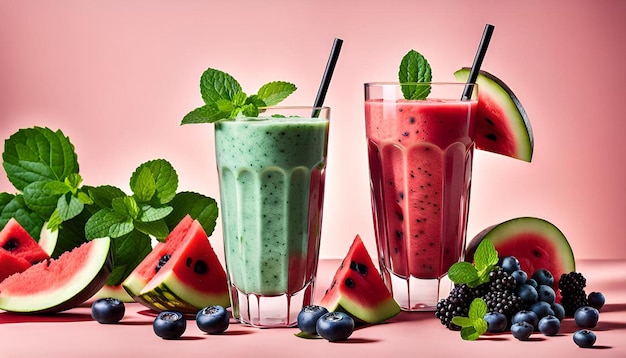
[
  {"left": 364, "top": 83, "right": 477, "bottom": 311},
  {"left": 214, "top": 106, "right": 330, "bottom": 327}
]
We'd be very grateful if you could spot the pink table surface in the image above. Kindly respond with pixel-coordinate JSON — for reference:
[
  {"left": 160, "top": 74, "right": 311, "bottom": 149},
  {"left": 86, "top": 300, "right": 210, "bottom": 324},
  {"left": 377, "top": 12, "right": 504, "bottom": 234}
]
[{"left": 1, "top": 259, "right": 624, "bottom": 358}]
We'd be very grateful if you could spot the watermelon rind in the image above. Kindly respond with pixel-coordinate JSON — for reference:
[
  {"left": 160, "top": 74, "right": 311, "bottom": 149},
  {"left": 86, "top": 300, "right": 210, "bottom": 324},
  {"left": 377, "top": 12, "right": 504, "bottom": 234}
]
[
  {"left": 454, "top": 68, "right": 534, "bottom": 162},
  {"left": 137, "top": 275, "right": 231, "bottom": 313},
  {"left": 0, "top": 237, "right": 112, "bottom": 313}
]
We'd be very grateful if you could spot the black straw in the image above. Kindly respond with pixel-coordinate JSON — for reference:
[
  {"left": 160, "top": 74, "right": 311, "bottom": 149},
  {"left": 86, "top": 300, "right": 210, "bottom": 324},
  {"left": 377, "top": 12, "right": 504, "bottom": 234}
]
[
  {"left": 312, "top": 38, "right": 343, "bottom": 117},
  {"left": 461, "top": 24, "right": 495, "bottom": 100}
]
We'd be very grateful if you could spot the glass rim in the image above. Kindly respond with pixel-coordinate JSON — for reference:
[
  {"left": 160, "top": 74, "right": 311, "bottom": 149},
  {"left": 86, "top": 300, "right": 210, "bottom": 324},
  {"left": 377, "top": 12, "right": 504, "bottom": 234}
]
[
  {"left": 364, "top": 82, "right": 476, "bottom": 87},
  {"left": 257, "top": 105, "right": 330, "bottom": 110}
]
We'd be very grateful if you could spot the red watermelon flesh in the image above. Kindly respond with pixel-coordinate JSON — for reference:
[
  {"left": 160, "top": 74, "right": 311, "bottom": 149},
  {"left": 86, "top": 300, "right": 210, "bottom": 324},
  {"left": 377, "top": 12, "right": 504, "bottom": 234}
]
[
  {"left": 0, "top": 251, "right": 31, "bottom": 282},
  {"left": 454, "top": 68, "right": 533, "bottom": 162},
  {"left": 137, "top": 218, "right": 230, "bottom": 312},
  {"left": 0, "top": 237, "right": 111, "bottom": 313},
  {"left": 465, "top": 217, "right": 575, "bottom": 302},
  {"left": 320, "top": 235, "right": 400, "bottom": 324},
  {"left": 0, "top": 218, "right": 50, "bottom": 264},
  {"left": 122, "top": 215, "right": 194, "bottom": 298}
]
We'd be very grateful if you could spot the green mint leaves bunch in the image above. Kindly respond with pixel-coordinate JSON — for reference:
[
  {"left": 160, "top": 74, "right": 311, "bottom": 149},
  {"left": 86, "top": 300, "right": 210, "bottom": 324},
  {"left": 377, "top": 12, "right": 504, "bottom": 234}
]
[
  {"left": 451, "top": 298, "right": 489, "bottom": 341},
  {"left": 398, "top": 49, "right": 432, "bottom": 100},
  {"left": 181, "top": 68, "right": 297, "bottom": 124},
  {"left": 445, "top": 240, "right": 499, "bottom": 341},
  {"left": 1, "top": 127, "right": 218, "bottom": 285},
  {"left": 448, "top": 239, "right": 499, "bottom": 288}
]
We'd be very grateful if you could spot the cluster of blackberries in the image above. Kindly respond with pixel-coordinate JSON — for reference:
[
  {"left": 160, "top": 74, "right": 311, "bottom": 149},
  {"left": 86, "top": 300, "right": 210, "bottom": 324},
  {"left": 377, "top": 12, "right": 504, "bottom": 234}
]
[
  {"left": 435, "top": 266, "right": 525, "bottom": 330},
  {"left": 558, "top": 272, "right": 589, "bottom": 315}
]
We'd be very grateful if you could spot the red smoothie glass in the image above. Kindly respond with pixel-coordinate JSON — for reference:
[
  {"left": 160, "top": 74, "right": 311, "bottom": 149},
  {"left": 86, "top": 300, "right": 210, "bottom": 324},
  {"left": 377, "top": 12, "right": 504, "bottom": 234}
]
[{"left": 364, "top": 82, "right": 478, "bottom": 311}]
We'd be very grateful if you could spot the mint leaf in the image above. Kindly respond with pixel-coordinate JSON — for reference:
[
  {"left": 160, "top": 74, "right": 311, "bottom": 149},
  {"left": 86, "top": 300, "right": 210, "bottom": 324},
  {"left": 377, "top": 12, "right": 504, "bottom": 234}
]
[
  {"left": 22, "top": 181, "right": 67, "bottom": 218},
  {"left": 87, "top": 185, "right": 126, "bottom": 208},
  {"left": 448, "top": 261, "right": 478, "bottom": 285},
  {"left": 85, "top": 208, "right": 132, "bottom": 240},
  {"left": 134, "top": 219, "right": 169, "bottom": 240},
  {"left": 129, "top": 159, "right": 178, "bottom": 205},
  {"left": 200, "top": 68, "right": 241, "bottom": 104},
  {"left": 2, "top": 127, "right": 78, "bottom": 191},
  {"left": 111, "top": 196, "right": 139, "bottom": 219},
  {"left": 468, "top": 298, "right": 488, "bottom": 320},
  {"left": 165, "top": 191, "right": 218, "bottom": 236},
  {"left": 257, "top": 81, "right": 297, "bottom": 107},
  {"left": 57, "top": 192, "right": 84, "bottom": 221},
  {"left": 398, "top": 50, "right": 432, "bottom": 100},
  {"left": 474, "top": 239, "right": 498, "bottom": 272},
  {"left": 181, "top": 104, "right": 227, "bottom": 124},
  {"left": 131, "top": 166, "right": 156, "bottom": 203},
  {"left": 453, "top": 298, "right": 488, "bottom": 341},
  {"left": 245, "top": 95, "right": 266, "bottom": 108},
  {"left": 138, "top": 205, "right": 173, "bottom": 222}
]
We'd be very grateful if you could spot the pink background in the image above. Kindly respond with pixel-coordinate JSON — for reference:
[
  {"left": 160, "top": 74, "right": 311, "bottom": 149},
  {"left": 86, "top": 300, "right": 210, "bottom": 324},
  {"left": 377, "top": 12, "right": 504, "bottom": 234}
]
[{"left": 1, "top": 0, "right": 625, "bottom": 262}]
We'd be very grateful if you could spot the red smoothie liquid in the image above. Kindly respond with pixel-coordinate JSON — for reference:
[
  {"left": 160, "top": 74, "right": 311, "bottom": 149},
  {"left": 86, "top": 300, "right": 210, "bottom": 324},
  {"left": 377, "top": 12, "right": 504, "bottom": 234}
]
[{"left": 365, "top": 98, "right": 477, "bottom": 283}]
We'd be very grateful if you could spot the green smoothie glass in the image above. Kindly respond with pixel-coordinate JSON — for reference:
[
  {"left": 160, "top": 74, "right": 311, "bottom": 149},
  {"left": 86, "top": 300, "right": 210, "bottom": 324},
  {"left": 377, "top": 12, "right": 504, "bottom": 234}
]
[{"left": 214, "top": 106, "right": 330, "bottom": 327}]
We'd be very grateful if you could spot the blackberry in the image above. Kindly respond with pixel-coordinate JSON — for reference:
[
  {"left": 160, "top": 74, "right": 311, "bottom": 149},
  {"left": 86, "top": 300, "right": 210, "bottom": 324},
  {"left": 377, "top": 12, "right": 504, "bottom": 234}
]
[
  {"left": 558, "top": 272, "right": 586, "bottom": 294},
  {"left": 488, "top": 268, "right": 518, "bottom": 292},
  {"left": 435, "top": 284, "right": 480, "bottom": 329},
  {"left": 483, "top": 289, "right": 524, "bottom": 319},
  {"left": 558, "top": 272, "right": 588, "bottom": 315}
]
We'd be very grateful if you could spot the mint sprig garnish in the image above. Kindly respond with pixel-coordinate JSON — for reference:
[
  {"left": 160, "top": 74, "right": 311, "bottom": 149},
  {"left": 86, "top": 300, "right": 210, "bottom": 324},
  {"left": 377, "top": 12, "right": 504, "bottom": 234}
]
[
  {"left": 0, "top": 127, "right": 219, "bottom": 286},
  {"left": 398, "top": 49, "right": 432, "bottom": 100},
  {"left": 451, "top": 298, "right": 489, "bottom": 341},
  {"left": 181, "top": 68, "right": 296, "bottom": 124},
  {"left": 448, "top": 239, "right": 498, "bottom": 287}
]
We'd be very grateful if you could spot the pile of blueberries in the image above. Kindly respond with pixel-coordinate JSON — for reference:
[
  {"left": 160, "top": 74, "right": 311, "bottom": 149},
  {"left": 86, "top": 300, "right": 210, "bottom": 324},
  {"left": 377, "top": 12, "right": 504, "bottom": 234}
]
[
  {"left": 491, "top": 256, "right": 605, "bottom": 348},
  {"left": 91, "top": 298, "right": 230, "bottom": 339}
]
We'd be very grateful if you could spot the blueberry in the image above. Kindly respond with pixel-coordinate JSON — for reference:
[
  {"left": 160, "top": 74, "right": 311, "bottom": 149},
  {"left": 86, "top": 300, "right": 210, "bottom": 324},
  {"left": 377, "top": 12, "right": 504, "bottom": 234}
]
[
  {"left": 153, "top": 311, "right": 186, "bottom": 339},
  {"left": 510, "top": 270, "right": 528, "bottom": 286},
  {"left": 316, "top": 312, "right": 355, "bottom": 342},
  {"left": 526, "top": 278, "right": 538, "bottom": 288},
  {"left": 498, "top": 256, "right": 521, "bottom": 274},
  {"left": 574, "top": 306, "right": 599, "bottom": 329},
  {"left": 484, "top": 312, "right": 507, "bottom": 333},
  {"left": 91, "top": 298, "right": 125, "bottom": 324},
  {"left": 587, "top": 292, "right": 605, "bottom": 310},
  {"left": 573, "top": 329, "right": 596, "bottom": 348},
  {"left": 516, "top": 284, "right": 538, "bottom": 304},
  {"left": 196, "top": 305, "right": 229, "bottom": 334},
  {"left": 530, "top": 301, "right": 555, "bottom": 321},
  {"left": 538, "top": 315, "right": 560, "bottom": 336},
  {"left": 551, "top": 302, "right": 565, "bottom": 321},
  {"left": 537, "top": 285, "right": 556, "bottom": 304},
  {"left": 511, "top": 321, "right": 534, "bottom": 341},
  {"left": 530, "top": 268, "right": 554, "bottom": 287},
  {"left": 512, "top": 310, "right": 539, "bottom": 328},
  {"left": 297, "top": 305, "right": 329, "bottom": 335}
]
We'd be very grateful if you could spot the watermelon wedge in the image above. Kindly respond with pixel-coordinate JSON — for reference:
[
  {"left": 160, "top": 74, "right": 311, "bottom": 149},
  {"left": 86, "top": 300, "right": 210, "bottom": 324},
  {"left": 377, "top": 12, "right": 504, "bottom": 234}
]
[
  {"left": 123, "top": 215, "right": 230, "bottom": 313},
  {"left": 465, "top": 217, "right": 575, "bottom": 302},
  {"left": 0, "top": 237, "right": 112, "bottom": 313},
  {"left": 0, "top": 218, "right": 50, "bottom": 264},
  {"left": 454, "top": 68, "right": 534, "bottom": 162},
  {"left": 320, "top": 235, "right": 400, "bottom": 324}
]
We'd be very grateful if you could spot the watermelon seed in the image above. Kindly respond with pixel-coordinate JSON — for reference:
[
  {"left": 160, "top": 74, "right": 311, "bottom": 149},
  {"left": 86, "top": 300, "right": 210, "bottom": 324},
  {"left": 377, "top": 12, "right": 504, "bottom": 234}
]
[
  {"left": 486, "top": 133, "right": 498, "bottom": 141},
  {"left": 2, "top": 238, "right": 19, "bottom": 251},
  {"left": 185, "top": 257, "right": 192, "bottom": 267},
  {"left": 156, "top": 254, "right": 171, "bottom": 273},
  {"left": 344, "top": 278, "right": 355, "bottom": 288},
  {"left": 485, "top": 117, "right": 495, "bottom": 126},
  {"left": 349, "top": 261, "right": 368, "bottom": 276},
  {"left": 194, "top": 260, "right": 209, "bottom": 274}
]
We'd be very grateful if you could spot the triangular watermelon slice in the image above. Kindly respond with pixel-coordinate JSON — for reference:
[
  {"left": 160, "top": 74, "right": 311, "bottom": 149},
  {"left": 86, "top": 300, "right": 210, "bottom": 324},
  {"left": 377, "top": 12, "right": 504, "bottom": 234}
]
[
  {"left": 123, "top": 215, "right": 230, "bottom": 313},
  {"left": 320, "top": 235, "right": 400, "bottom": 324},
  {"left": 454, "top": 68, "right": 534, "bottom": 162}
]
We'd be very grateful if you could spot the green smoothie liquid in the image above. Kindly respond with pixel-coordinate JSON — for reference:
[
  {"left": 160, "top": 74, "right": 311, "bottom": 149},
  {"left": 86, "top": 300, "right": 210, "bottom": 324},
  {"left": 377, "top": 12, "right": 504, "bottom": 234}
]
[{"left": 215, "top": 116, "right": 329, "bottom": 298}]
